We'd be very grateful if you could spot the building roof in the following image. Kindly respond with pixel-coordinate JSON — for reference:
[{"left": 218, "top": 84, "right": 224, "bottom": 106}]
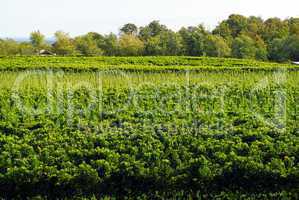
[{"left": 39, "top": 49, "right": 55, "bottom": 56}]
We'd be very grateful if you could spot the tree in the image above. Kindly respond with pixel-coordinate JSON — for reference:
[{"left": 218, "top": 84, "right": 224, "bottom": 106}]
[
  {"left": 0, "top": 39, "right": 20, "bottom": 55},
  {"left": 87, "top": 32, "right": 105, "bottom": 45},
  {"left": 254, "top": 36, "right": 268, "bottom": 61},
  {"left": 0, "top": 15, "right": 298, "bottom": 61},
  {"left": 267, "top": 35, "right": 299, "bottom": 62},
  {"left": 30, "top": 31, "right": 45, "bottom": 50},
  {"left": 144, "top": 36, "right": 163, "bottom": 55},
  {"left": 214, "top": 14, "right": 248, "bottom": 38},
  {"left": 119, "top": 34, "right": 144, "bottom": 56},
  {"left": 75, "top": 34, "right": 103, "bottom": 56},
  {"left": 226, "top": 14, "right": 248, "bottom": 37},
  {"left": 247, "top": 16, "right": 264, "bottom": 37},
  {"left": 283, "top": 34, "right": 299, "bottom": 61},
  {"left": 267, "top": 38, "right": 289, "bottom": 62},
  {"left": 143, "top": 30, "right": 183, "bottom": 56},
  {"left": 288, "top": 18, "right": 299, "bottom": 35},
  {"left": 120, "top": 23, "right": 138, "bottom": 35},
  {"left": 204, "top": 35, "right": 231, "bottom": 57},
  {"left": 18, "top": 42, "right": 35, "bottom": 55},
  {"left": 179, "top": 25, "right": 207, "bottom": 56},
  {"left": 232, "top": 35, "right": 257, "bottom": 59},
  {"left": 213, "top": 22, "right": 233, "bottom": 44},
  {"left": 138, "top": 21, "right": 183, "bottom": 56},
  {"left": 86, "top": 32, "right": 117, "bottom": 55},
  {"left": 262, "top": 18, "right": 289, "bottom": 43},
  {"left": 53, "top": 31, "right": 76, "bottom": 56},
  {"left": 160, "top": 31, "right": 183, "bottom": 55},
  {"left": 101, "top": 33, "right": 119, "bottom": 56},
  {"left": 139, "top": 21, "right": 168, "bottom": 40}
]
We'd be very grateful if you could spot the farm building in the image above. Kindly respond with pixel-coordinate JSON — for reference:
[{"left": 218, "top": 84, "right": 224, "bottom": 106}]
[{"left": 38, "top": 49, "right": 56, "bottom": 56}]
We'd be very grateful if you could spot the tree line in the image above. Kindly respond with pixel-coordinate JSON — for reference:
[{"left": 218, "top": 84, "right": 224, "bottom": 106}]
[{"left": 1, "top": 14, "right": 298, "bottom": 62}]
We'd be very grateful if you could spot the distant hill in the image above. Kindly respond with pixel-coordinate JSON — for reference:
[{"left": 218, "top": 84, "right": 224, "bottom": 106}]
[{"left": 13, "top": 37, "right": 55, "bottom": 44}]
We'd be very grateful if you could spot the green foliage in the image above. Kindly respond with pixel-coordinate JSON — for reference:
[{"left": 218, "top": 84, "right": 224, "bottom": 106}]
[
  {"left": 232, "top": 35, "right": 257, "bottom": 59},
  {"left": 223, "top": 14, "right": 249, "bottom": 37},
  {"left": 0, "top": 63, "right": 297, "bottom": 198},
  {"left": 254, "top": 36, "right": 268, "bottom": 61},
  {"left": 101, "top": 33, "right": 119, "bottom": 56},
  {"left": 118, "top": 34, "right": 144, "bottom": 56},
  {"left": 120, "top": 23, "right": 138, "bottom": 36},
  {"left": 179, "top": 25, "right": 207, "bottom": 56},
  {"left": 288, "top": 18, "right": 299, "bottom": 35},
  {"left": 0, "top": 14, "right": 298, "bottom": 62},
  {"left": 213, "top": 22, "right": 233, "bottom": 42},
  {"left": 53, "top": 31, "right": 76, "bottom": 56},
  {"left": 75, "top": 34, "right": 103, "bottom": 56},
  {"left": 204, "top": 35, "right": 231, "bottom": 57},
  {"left": 139, "top": 20, "right": 168, "bottom": 40},
  {"left": 283, "top": 34, "right": 299, "bottom": 61},
  {"left": 268, "top": 35, "right": 299, "bottom": 62},
  {"left": 247, "top": 16, "right": 264, "bottom": 36},
  {"left": 0, "top": 39, "right": 20, "bottom": 55},
  {"left": 268, "top": 38, "right": 289, "bottom": 62},
  {"left": 18, "top": 42, "right": 35, "bottom": 55},
  {"left": 144, "top": 31, "right": 183, "bottom": 56},
  {"left": 30, "top": 30, "right": 46, "bottom": 50},
  {"left": 262, "top": 18, "right": 289, "bottom": 43},
  {"left": 0, "top": 56, "right": 295, "bottom": 72}
]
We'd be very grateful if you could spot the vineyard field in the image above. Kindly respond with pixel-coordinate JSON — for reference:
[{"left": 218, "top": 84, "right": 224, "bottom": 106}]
[{"left": 0, "top": 56, "right": 298, "bottom": 199}]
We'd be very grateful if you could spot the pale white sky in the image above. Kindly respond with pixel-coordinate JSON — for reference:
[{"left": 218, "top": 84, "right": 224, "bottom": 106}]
[{"left": 2, "top": 0, "right": 299, "bottom": 38}]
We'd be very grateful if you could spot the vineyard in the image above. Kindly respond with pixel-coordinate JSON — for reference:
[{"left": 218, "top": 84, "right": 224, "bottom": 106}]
[
  {"left": 0, "top": 56, "right": 298, "bottom": 72},
  {"left": 0, "top": 56, "right": 298, "bottom": 199}
]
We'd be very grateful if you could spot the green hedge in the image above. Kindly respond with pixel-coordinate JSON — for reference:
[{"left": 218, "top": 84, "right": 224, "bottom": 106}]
[{"left": 0, "top": 81, "right": 298, "bottom": 198}]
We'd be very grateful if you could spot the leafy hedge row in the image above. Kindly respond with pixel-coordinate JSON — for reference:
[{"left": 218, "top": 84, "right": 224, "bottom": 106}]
[
  {"left": 0, "top": 56, "right": 297, "bottom": 72},
  {"left": 0, "top": 81, "right": 298, "bottom": 198}
]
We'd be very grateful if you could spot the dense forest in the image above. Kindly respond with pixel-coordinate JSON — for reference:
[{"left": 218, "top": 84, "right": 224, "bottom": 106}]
[{"left": 1, "top": 14, "right": 299, "bottom": 62}]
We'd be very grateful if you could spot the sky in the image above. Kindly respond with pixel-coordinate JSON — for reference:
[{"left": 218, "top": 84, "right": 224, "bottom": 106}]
[{"left": 2, "top": 0, "right": 299, "bottom": 38}]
